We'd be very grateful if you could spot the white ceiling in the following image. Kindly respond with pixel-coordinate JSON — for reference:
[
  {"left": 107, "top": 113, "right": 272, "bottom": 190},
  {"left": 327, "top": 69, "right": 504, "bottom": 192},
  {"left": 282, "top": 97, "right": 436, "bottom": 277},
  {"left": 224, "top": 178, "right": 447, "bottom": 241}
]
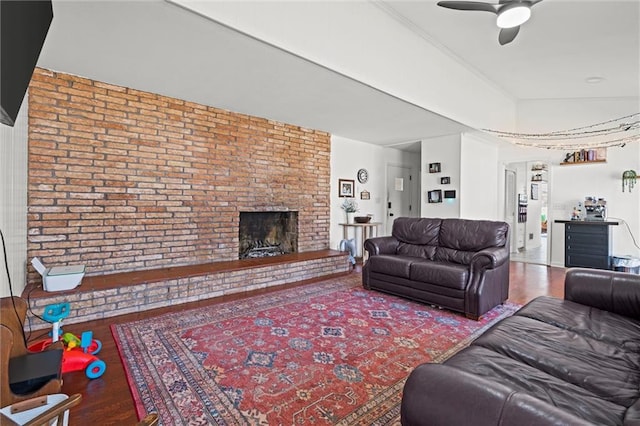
[
  {"left": 36, "top": 0, "right": 639, "bottom": 148},
  {"left": 381, "top": 0, "right": 640, "bottom": 100}
]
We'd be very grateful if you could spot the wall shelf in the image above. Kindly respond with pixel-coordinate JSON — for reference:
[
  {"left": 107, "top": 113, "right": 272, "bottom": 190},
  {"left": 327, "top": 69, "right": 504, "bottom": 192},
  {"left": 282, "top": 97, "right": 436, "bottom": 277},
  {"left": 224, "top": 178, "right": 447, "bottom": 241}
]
[
  {"left": 531, "top": 167, "right": 547, "bottom": 182},
  {"left": 560, "top": 159, "right": 607, "bottom": 166}
]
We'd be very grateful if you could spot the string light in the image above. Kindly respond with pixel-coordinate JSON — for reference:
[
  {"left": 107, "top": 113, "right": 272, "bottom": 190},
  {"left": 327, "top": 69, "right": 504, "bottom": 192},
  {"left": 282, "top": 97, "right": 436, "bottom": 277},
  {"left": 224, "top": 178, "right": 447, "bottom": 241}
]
[{"left": 483, "top": 113, "right": 640, "bottom": 150}]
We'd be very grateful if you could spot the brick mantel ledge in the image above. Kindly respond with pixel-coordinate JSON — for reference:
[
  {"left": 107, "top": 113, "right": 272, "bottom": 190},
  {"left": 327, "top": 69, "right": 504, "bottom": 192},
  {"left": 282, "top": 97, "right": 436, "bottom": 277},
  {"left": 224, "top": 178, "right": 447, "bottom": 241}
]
[{"left": 24, "top": 250, "right": 350, "bottom": 329}]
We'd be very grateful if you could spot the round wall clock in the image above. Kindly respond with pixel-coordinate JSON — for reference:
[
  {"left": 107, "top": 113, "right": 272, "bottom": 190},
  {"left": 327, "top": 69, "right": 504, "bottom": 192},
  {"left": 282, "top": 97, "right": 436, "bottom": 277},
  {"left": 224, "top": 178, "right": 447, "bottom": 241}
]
[{"left": 357, "top": 168, "right": 369, "bottom": 184}]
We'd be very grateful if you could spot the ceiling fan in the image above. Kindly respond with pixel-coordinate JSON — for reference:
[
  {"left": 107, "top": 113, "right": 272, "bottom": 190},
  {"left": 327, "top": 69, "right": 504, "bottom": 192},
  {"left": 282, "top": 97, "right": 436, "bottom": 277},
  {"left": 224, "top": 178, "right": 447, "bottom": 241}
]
[{"left": 436, "top": 0, "right": 544, "bottom": 45}]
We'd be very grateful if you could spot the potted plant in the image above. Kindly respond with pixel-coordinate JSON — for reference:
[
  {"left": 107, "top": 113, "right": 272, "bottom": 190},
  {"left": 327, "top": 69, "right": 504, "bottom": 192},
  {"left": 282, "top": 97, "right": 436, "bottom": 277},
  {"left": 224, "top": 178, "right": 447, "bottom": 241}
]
[{"left": 340, "top": 198, "right": 358, "bottom": 224}]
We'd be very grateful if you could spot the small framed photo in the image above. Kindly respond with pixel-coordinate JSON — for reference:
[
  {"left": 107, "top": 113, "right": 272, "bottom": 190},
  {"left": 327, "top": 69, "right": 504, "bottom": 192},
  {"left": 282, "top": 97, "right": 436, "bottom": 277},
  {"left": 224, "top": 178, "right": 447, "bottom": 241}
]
[
  {"left": 360, "top": 190, "right": 370, "bottom": 200},
  {"left": 427, "top": 189, "right": 442, "bottom": 203},
  {"left": 531, "top": 183, "right": 539, "bottom": 200},
  {"left": 428, "top": 163, "right": 441, "bottom": 173},
  {"left": 444, "top": 190, "right": 456, "bottom": 199},
  {"left": 440, "top": 177, "right": 450, "bottom": 185},
  {"left": 338, "top": 179, "right": 355, "bottom": 197}
]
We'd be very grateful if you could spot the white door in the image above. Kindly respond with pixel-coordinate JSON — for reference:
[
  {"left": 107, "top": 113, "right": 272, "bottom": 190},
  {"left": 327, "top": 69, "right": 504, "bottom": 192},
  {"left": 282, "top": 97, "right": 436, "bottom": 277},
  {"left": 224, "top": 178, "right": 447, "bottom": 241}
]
[
  {"left": 505, "top": 169, "right": 518, "bottom": 253},
  {"left": 386, "top": 165, "right": 414, "bottom": 233}
]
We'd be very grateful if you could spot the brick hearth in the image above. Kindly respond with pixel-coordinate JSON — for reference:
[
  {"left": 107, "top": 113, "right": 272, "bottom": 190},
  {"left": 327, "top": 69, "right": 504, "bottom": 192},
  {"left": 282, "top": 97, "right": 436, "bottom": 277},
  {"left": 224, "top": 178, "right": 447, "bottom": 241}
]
[{"left": 24, "top": 250, "right": 349, "bottom": 329}]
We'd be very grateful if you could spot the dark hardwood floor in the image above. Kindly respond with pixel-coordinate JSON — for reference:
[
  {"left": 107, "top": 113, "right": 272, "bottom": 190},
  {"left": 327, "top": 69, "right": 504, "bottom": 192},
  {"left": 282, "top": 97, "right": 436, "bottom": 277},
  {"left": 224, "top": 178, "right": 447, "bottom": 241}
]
[{"left": 34, "top": 261, "right": 565, "bottom": 425}]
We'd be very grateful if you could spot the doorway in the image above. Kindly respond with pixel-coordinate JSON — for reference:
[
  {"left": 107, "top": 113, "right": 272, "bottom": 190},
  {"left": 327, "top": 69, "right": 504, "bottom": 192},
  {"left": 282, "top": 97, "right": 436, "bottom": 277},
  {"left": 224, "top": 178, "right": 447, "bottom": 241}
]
[
  {"left": 506, "top": 161, "right": 550, "bottom": 265},
  {"left": 386, "top": 164, "right": 415, "bottom": 233}
]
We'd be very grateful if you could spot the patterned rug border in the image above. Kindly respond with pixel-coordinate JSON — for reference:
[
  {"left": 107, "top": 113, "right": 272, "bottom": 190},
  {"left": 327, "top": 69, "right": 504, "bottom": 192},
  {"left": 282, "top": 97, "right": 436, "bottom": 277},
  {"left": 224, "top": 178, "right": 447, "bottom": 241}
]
[{"left": 111, "top": 276, "right": 520, "bottom": 424}]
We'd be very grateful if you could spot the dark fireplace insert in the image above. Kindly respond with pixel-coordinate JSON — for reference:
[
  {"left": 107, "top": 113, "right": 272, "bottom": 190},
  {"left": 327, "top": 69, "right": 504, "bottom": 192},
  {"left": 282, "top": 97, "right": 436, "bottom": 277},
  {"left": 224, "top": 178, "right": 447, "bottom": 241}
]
[{"left": 239, "top": 211, "right": 298, "bottom": 259}]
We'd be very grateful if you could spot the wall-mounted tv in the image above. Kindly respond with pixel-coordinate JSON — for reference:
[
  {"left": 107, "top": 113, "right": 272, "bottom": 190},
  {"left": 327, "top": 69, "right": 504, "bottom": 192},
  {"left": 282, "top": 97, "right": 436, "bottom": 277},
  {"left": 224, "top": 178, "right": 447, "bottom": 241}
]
[{"left": 1, "top": 1, "right": 53, "bottom": 126}]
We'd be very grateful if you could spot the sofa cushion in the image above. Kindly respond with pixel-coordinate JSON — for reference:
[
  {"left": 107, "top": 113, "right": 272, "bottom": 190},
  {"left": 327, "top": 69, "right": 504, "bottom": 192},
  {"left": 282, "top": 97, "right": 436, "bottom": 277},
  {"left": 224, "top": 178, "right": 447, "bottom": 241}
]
[
  {"left": 409, "top": 261, "right": 469, "bottom": 290},
  {"left": 438, "top": 219, "right": 509, "bottom": 251},
  {"left": 473, "top": 315, "right": 640, "bottom": 408},
  {"left": 367, "top": 255, "right": 419, "bottom": 279},
  {"left": 392, "top": 217, "right": 441, "bottom": 245},
  {"left": 433, "top": 247, "right": 475, "bottom": 265},
  {"left": 445, "top": 346, "right": 627, "bottom": 426},
  {"left": 516, "top": 296, "right": 640, "bottom": 352},
  {"left": 396, "top": 242, "right": 437, "bottom": 259}
]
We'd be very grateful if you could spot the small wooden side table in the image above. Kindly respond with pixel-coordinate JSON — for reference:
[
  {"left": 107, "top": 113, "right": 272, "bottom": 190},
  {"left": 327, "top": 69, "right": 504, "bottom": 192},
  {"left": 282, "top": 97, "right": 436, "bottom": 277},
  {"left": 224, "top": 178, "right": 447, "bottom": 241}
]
[{"left": 339, "top": 222, "right": 382, "bottom": 263}]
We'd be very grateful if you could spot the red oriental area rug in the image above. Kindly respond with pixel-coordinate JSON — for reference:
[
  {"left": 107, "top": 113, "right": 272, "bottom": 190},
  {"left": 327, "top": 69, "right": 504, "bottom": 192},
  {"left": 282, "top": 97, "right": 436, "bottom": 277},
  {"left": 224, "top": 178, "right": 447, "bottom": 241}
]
[{"left": 112, "top": 274, "right": 519, "bottom": 425}]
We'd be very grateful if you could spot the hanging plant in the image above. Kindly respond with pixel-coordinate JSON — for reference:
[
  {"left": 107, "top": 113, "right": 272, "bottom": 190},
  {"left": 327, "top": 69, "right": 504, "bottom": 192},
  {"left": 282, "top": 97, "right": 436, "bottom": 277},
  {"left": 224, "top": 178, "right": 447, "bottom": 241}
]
[{"left": 622, "top": 170, "right": 637, "bottom": 192}]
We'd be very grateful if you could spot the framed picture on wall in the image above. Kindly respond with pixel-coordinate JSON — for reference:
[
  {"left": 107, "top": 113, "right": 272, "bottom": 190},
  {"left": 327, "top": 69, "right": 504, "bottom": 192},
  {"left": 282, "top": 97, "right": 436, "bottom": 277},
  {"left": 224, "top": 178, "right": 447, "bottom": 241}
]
[
  {"left": 338, "top": 179, "right": 355, "bottom": 197},
  {"left": 440, "top": 177, "right": 450, "bottom": 184},
  {"left": 360, "top": 190, "right": 370, "bottom": 200},
  {"left": 427, "top": 189, "right": 442, "bottom": 203},
  {"left": 428, "top": 163, "right": 441, "bottom": 173},
  {"left": 531, "top": 183, "right": 539, "bottom": 200},
  {"left": 444, "top": 190, "right": 456, "bottom": 199}
]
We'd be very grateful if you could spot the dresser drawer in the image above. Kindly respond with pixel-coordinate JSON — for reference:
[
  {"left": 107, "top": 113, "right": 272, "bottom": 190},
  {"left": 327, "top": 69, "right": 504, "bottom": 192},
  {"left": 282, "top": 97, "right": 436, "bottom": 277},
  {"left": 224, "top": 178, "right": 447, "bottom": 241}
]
[
  {"left": 565, "top": 224, "right": 609, "bottom": 236},
  {"left": 566, "top": 243, "right": 609, "bottom": 256},
  {"left": 566, "top": 253, "right": 610, "bottom": 269},
  {"left": 565, "top": 233, "right": 609, "bottom": 255}
]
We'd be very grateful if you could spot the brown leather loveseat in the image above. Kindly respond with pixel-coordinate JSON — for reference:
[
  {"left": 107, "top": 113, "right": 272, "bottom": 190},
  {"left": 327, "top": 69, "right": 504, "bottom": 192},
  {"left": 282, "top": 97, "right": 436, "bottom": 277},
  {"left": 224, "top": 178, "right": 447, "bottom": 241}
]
[
  {"left": 401, "top": 268, "right": 640, "bottom": 425},
  {"left": 362, "top": 217, "right": 510, "bottom": 320}
]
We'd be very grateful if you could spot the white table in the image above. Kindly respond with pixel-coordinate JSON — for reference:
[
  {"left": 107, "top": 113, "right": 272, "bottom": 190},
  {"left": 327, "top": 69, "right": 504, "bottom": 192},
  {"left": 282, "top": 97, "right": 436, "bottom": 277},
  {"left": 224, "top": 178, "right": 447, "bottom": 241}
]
[
  {"left": 0, "top": 394, "right": 71, "bottom": 426},
  {"left": 339, "top": 222, "right": 381, "bottom": 263}
]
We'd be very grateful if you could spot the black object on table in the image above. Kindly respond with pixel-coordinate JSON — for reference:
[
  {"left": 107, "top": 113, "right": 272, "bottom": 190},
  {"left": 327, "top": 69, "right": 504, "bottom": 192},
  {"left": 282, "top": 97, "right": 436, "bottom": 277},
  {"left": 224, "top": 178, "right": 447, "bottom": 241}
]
[{"left": 8, "top": 349, "right": 63, "bottom": 395}]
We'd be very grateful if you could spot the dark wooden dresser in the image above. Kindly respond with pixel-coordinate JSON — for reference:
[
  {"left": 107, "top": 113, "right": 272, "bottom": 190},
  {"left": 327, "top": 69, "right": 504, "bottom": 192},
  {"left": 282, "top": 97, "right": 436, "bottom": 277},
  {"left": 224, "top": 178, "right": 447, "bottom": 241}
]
[{"left": 555, "top": 220, "right": 619, "bottom": 270}]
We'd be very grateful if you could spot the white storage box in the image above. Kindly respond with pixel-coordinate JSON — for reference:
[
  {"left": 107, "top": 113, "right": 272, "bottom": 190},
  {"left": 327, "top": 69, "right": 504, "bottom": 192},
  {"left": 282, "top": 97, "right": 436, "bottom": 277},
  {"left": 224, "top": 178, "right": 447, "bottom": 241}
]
[{"left": 31, "top": 257, "right": 85, "bottom": 292}]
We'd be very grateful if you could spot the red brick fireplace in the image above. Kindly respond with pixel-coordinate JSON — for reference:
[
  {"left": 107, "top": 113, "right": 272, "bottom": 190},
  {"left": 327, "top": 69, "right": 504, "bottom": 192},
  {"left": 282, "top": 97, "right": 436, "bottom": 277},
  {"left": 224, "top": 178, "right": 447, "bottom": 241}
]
[
  {"left": 23, "top": 69, "right": 348, "bottom": 326},
  {"left": 27, "top": 68, "right": 332, "bottom": 285}
]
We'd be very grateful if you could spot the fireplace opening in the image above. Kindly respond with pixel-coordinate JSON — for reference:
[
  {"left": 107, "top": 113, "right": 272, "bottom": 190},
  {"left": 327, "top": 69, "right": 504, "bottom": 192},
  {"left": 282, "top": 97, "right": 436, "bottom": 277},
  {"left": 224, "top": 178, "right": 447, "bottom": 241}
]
[{"left": 239, "top": 211, "right": 298, "bottom": 259}]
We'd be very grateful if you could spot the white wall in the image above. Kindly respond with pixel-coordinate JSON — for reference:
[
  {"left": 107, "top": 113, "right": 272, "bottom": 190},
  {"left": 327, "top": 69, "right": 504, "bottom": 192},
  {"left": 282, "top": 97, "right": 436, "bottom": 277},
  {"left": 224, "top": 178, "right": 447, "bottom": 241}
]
[
  {"left": 330, "top": 135, "right": 418, "bottom": 255},
  {"left": 420, "top": 133, "right": 501, "bottom": 221},
  {"left": 550, "top": 145, "right": 640, "bottom": 266},
  {"left": 172, "top": 0, "right": 517, "bottom": 133},
  {"left": 0, "top": 97, "right": 29, "bottom": 298},
  {"left": 460, "top": 133, "right": 500, "bottom": 220},
  {"left": 499, "top": 98, "right": 640, "bottom": 266},
  {"left": 421, "top": 135, "right": 460, "bottom": 218}
]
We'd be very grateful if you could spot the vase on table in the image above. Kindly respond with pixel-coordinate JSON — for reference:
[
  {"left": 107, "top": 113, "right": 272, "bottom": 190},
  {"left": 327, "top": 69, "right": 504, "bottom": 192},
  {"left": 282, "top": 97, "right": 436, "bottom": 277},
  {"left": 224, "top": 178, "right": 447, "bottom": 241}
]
[{"left": 346, "top": 212, "right": 355, "bottom": 224}]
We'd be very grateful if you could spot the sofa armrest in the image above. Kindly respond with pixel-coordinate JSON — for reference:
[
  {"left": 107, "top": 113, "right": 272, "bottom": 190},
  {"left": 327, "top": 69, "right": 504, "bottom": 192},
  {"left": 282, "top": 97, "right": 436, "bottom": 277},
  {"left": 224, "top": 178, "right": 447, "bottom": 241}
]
[
  {"left": 401, "top": 364, "right": 593, "bottom": 426},
  {"left": 470, "top": 246, "right": 509, "bottom": 270},
  {"left": 465, "top": 246, "right": 510, "bottom": 319},
  {"left": 564, "top": 268, "right": 640, "bottom": 319},
  {"left": 363, "top": 236, "right": 399, "bottom": 256}
]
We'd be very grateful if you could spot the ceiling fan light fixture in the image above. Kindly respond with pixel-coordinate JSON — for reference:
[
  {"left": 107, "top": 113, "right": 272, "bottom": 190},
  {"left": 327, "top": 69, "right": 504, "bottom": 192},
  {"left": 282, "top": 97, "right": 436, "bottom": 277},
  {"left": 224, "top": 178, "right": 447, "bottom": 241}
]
[{"left": 496, "top": 5, "right": 531, "bottom": 29}]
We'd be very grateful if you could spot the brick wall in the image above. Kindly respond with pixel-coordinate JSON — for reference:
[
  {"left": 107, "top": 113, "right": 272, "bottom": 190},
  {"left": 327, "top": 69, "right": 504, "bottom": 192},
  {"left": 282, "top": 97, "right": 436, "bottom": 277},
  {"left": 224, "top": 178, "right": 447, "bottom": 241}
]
[{"left": 27, "top": 68, "right": 331, "bottom": 284}]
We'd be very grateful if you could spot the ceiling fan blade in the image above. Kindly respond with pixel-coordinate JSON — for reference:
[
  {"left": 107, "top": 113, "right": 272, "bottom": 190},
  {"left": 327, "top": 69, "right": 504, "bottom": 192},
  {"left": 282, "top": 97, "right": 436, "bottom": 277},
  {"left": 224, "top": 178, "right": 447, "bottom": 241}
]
[
  {"left": 498, "top": 26, "right": 520, "bottom": 45},
  {"left": 437, "top": 1, "right": 498, "bottom": 13},
  {"left": 499, "top": 0, "right": 543, "bottom": 6}
]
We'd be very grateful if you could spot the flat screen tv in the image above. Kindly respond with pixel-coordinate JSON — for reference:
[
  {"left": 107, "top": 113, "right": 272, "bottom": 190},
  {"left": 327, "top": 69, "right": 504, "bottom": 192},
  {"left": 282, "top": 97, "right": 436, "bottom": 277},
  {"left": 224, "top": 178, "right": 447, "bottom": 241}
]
[{"left": 1, "top": 0, "right": 53, "bottom": 126}]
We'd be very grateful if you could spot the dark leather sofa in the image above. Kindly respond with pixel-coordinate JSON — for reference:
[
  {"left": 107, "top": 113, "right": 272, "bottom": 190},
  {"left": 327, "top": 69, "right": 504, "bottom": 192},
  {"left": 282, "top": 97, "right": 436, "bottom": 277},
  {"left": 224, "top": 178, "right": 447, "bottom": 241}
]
[
  {"left": 401, "top": 268, "right": 640, "bottom": 426},
  {"left": 362, "top": 217, "right": 510, "bottom": 319}
]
